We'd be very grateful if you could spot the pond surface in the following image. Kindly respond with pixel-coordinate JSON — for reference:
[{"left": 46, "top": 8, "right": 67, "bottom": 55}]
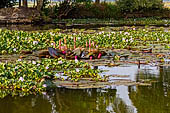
[
  {"left": 0, "top": 64, "right": 169, "bottom": 113},
  {"left": 0, "top": 24, "right": 170, "bottom": 113}
]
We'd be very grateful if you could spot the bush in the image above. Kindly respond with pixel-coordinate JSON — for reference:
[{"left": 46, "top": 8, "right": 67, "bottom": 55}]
[
  {"left": 116, "top": 0, "right": 164, "bottom": 13},
  {"left": 90, "top": 3, "right": 119, "bottom": 19},
  {"left": 54, "top": 1, "right": 75, "bottom": 19},
  {"left": 53, "top": 2, "right": 119, "bottom": 19}
]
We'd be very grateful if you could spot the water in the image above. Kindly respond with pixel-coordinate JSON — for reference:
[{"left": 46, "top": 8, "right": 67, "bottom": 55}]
[
  {"left": 0, "top": 24, "right": 169, "bottom": 32},
  {"left": 0, "top": 64, "right": 169, "bottom": 113},
  {"left": 0, "top": 24, "right": 58, "bottom": 31}
]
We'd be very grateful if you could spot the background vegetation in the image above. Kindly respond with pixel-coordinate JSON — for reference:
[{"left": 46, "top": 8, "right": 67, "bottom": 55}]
[
  {"left": 42, "top": 0, "right": 169, "bottom": 19},
  {"left": 0, "top": 0, "right": 170, "bottom": 21}
]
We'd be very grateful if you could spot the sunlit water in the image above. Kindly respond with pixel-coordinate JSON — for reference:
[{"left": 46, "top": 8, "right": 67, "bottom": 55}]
[{"left": 0, "top": 64, "right": 170, "bottom": 113}]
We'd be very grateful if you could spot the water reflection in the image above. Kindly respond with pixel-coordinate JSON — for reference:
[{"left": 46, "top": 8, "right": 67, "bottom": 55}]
[
  {"left": 99, "top": 64, "right": 159, "bottom": 82},
  {"left": 0, "top": 65, "right": 169, "bottom": 113},
  {"left": 99, "top": 64, "right": 139, "bottom": 81},
  {"left": 129, "top": 66, "right": 170, "bottom": 113},
  {"left": 0, "top": 88, "right": 117, "bottom": 113},
  {"left": 116, "top": 85, "right": 137, "bottom": 113}
]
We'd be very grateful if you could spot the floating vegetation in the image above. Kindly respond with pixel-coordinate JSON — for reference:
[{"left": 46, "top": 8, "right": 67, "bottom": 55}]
[
  {"left": 0, "top": 58, "right": 103, "bottom": 97},
  {"left": 0, "top": 28, "right": 170, "bottom": 54},
  {"left": 0, "top": 27, "right": 169, "bottom": 98}
]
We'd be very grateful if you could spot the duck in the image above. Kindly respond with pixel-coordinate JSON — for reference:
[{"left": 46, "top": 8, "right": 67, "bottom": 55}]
[{"left": 48, "top": 38, "right": 106, "bottom": 60}]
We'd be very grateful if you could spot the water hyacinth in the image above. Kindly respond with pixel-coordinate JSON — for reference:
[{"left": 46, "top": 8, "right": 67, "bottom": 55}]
[
  {"left": 50, "top": 32, "right": 55, "bottom": 36},
  {"left": 19, "top": 77, "right": 24, "bottom": 82},
  {"left": 51, "top": 43, "right": 54, "bottom": 46},
  {"left": 0, "top": 58, "right": 102, "bottom": 98},
  {"left": 129, "top": 38, "right": 133, "bottom": 43},
  {"left": 55, "top": 73, "right": 60, "bottom": 78},
  {"left": 15, "top": 66, "right": 18, "bottom": 69},
  {"left": 0, "top": 29, "right": 169, "bottom": 54},
  {"left": 98, "top": 32, "right": 102, "bottom": 35},
  {"left": 58, "top": 60, "right": 63, "bottom": 64},
  {"left": 124, "top": 32, "right": 130, "bottom": 35},
  {"left": 122, "top": 38, "right": 125, "bottom": 42},
  {"left": 42, "top": 84, "right": 47, "bottom": 88},
  {"left": 77, "top": 37, "right": 81, "bottom": 40},
  {"left": 32, "top": 61, "right": 36, "bottom": 64},
  {"left": 42, "top": 92, "right": 47, "bottom": 95},
  {"left": 13, "top": 48, "right": 16, "bottom": 52},
  {"left": 75, "top": 59, "right": 78, "bottom": 63},
  {"left": 33, "top": 41, "right": 38, "bottom": 45},
  {"left": 17, "top": 36, "right": 20, "bottom": 39},
  {"left": 76, "top": 68, "right": 80, "bottom": 72},
  {"left": 61, "top": 76, "right": 68, "bottom": 80},
  {"left": 45, "top": 66, "right": 49, "bottom": 69},
  {"left": 17, "top": 59, "right": 22, "bottom": 62}
]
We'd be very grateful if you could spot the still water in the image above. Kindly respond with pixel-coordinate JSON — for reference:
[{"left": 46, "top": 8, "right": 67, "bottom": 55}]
[
  {"left": 0, "top": 64, "right": 170, "bottom": 113},
  {"left": 0, "top": 24, "right": 170, "bottom": 32}
]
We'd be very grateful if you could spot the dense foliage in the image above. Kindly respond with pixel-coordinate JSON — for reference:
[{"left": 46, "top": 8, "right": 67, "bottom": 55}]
[
  {"left": 116, "top": 0, "right": 163, "bottom": 13},
  {"left": 0, "top": 0, "right": 16, "bottom": 8},
  {"left": 48, "top": 2, "right": 119, "bottom": 19},
  {"left": 42, "top": 0, "right": 170, "bottom": 19}
]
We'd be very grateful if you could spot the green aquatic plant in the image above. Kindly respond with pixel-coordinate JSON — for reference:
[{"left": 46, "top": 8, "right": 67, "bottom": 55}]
[
  {"left": 0, "top": 58, "right": 102, "bottom": 95},
  {"left": 0, "top": 28, "right": 169, "bottom": 54}
]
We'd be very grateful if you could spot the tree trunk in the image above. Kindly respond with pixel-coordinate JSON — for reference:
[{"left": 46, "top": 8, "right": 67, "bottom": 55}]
[
  {"left": 95, "top": 0, "right": 100, "bottom": 3},
  {"left": 22, "top": 0, "right": 28, "bottom": 7},
  {"left": 33, "top": 0, "right": 36, "bottom": 7},
  {"left": 19, "top": 0, "right": 21, "bottom": 7},
  {"left": 37, "top": 0, "right": 44, "bottom": 11}
]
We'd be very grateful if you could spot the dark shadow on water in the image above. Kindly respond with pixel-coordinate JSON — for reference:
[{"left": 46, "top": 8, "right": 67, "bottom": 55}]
[
  {"left": 0, "top": 24, "right": 169, "bottom": 31},
  {"left": 0, "top": 24, "right": 58, "bottom": 31}
]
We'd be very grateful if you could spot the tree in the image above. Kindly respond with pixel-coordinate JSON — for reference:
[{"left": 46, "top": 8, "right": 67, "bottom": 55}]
[
  {"left": 19, "top": 0, "right": 21, "bottom": 7},
  {"left": 22, "top": 0, "right": 28, "bottom": 7},
  {"left": 95, "top": 0, "right": 100, "bottom": 3},
  {"left": 37, "top": 0, "right": 49, "bottom": 11},
  {"left": 37, "top": 0, "right": 44, "bottom": 11},
  {"left": 33, "top": 0, "right": 36, "bottom": 8},
  {"left": 116, "top": 0, "right": 163, "bottom": 13},
  {"left": 0, "top": 0, "right": 17, "bottom": 8},
  {"left": 18, "top": 0, "right": 27, "bottom": 8}
]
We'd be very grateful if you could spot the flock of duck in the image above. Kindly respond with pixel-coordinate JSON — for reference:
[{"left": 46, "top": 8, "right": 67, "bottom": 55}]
[{"left": 47, "top": 37, "right": 110, "bottom": 60}]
